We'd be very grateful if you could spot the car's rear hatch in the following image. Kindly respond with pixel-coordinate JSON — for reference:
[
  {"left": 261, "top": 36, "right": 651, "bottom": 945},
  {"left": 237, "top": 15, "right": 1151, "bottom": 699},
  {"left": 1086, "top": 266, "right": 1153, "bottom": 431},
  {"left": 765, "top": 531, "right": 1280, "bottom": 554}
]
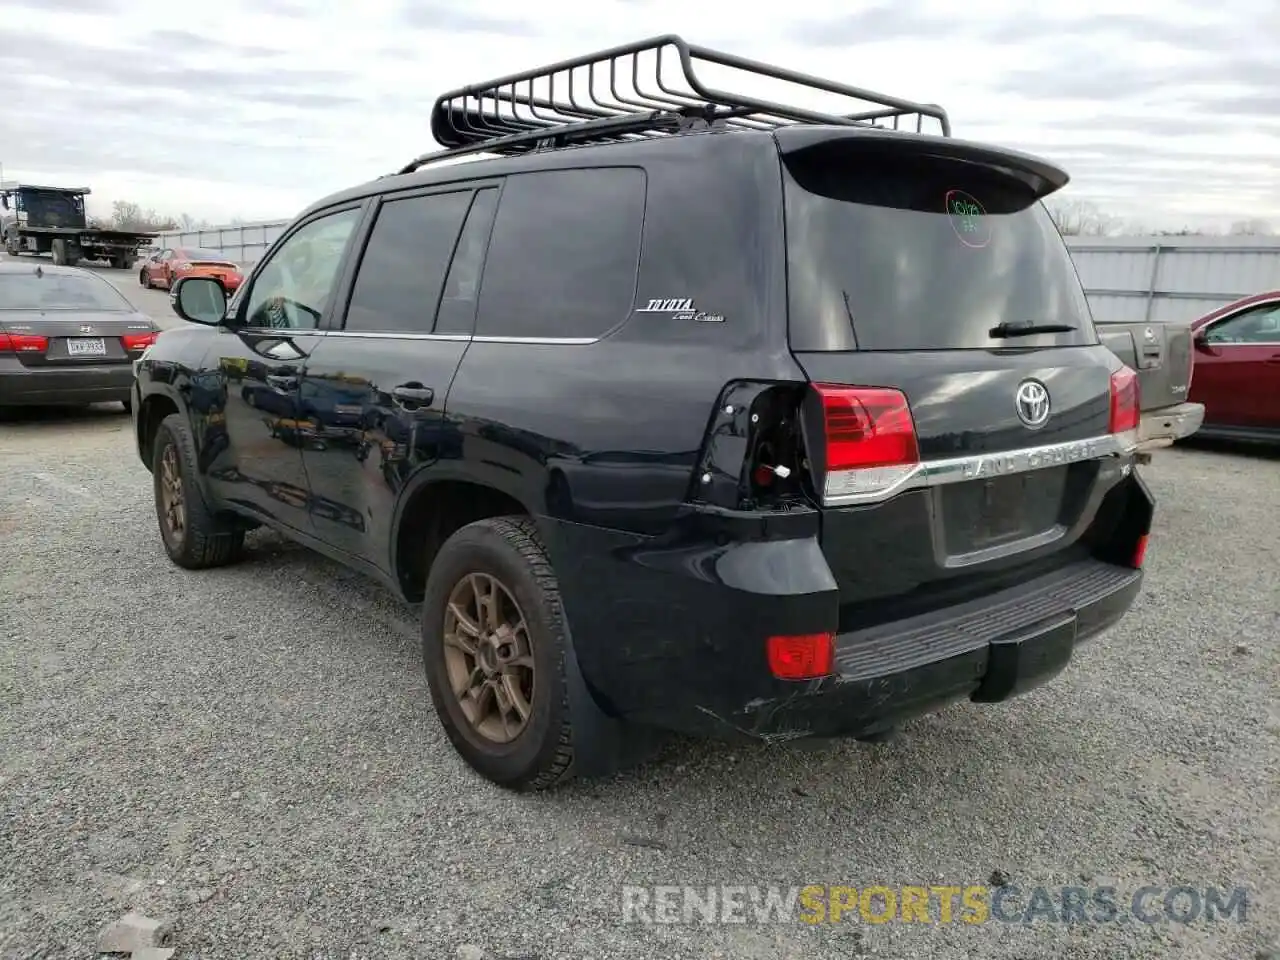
[{"left": 775, "top": 129, "right": 1140, "bottom": 628}]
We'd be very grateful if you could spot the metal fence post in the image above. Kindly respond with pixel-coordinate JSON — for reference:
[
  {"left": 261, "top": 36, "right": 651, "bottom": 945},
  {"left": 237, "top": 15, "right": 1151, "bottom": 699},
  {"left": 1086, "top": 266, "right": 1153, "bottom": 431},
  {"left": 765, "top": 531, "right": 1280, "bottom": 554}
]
[{"left": 1143, "top": 244, "right": 1163, "bottom": 320}]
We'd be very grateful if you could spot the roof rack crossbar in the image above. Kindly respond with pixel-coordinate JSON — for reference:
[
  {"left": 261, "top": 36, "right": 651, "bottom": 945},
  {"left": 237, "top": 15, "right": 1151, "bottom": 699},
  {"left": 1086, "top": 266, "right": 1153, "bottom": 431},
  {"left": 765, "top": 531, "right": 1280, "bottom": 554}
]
[{"left": 401, "top": 35, "right": 950, "bottom": 174}]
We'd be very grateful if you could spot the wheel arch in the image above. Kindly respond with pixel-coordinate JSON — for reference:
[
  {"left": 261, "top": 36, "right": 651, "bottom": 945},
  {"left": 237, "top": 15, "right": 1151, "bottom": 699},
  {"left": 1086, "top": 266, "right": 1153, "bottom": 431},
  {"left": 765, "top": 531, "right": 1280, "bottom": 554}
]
[
  {"left": 391, "top": 470, "right": 538, "bottom": 602},
  {"left": 137, "top": 389, "right": 182, "bottom": 469}
]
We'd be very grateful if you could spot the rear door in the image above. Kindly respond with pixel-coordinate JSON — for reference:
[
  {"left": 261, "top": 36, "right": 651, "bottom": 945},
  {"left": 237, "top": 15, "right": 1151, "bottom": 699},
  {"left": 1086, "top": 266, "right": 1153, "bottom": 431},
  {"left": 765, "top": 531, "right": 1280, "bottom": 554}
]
[
  {"left": 0, "top": 268, "right": 155, "bottom": 367},
  {"left": 298, "top": 184, "right": 499, "bottom": 567},
  {"left": 779, "top": 135, "right": 1135, "bottom": 611}
]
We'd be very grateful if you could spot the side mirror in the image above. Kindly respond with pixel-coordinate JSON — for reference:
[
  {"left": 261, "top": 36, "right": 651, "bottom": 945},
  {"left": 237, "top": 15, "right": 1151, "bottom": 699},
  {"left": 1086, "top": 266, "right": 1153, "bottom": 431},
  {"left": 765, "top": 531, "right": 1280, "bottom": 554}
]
[{"left": 171, "top": 276, "right": 227, "bottom": 326}]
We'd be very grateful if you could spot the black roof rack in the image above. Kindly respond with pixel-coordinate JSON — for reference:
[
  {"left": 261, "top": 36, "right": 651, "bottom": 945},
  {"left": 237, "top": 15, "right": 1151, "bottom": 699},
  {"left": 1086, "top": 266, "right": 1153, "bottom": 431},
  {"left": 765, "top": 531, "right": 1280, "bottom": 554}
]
[{"left": 397, "top": 34, "right": 951, "bottom": 175}]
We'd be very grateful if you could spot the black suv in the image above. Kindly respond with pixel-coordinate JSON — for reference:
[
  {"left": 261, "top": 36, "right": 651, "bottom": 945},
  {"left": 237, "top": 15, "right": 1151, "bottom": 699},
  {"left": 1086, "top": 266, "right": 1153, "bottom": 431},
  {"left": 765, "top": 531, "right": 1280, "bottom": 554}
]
[{"left": 133, "top": 36, "right": 1154, "bottom": 791}]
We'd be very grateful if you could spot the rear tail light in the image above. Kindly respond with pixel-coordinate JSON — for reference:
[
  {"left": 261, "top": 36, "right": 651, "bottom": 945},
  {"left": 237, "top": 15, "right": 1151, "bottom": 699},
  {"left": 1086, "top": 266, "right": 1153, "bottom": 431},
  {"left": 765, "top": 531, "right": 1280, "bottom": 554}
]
[
  {"left": 1131, "top": 534, "right": 1149, "bottom": 569},
  {"left": 0, "top": 333, "right": 48, "bottom": 353},
  {"left": 767, "top": 633, "right": 835, "bottom": 680},
  {"left": 1109, "top": 366, "right": 1140, "bottom": 434},
  {"left": 813, "top": 384, "right": 920, "bottom": 502},
  {"left": 121, "top": 331, "right": 158, "bottom": 351}
]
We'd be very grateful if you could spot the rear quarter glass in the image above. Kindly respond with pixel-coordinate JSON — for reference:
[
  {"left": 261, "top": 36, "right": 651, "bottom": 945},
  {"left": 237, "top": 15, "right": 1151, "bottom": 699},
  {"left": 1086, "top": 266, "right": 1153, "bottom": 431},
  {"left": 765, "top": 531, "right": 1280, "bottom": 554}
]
[{"left": 782, "top": 143, "right": 1096, "bottom": 352}]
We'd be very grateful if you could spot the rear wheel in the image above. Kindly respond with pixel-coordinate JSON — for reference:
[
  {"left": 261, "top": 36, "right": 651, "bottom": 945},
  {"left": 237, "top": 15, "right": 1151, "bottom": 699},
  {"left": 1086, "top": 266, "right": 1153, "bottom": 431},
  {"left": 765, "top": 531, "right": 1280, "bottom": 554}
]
[
  {"left": 422, "top": 517, "right": 577, "bottom": 791},
  {"left": 151, "top": 413, "right": 244, "bottom": 569}
]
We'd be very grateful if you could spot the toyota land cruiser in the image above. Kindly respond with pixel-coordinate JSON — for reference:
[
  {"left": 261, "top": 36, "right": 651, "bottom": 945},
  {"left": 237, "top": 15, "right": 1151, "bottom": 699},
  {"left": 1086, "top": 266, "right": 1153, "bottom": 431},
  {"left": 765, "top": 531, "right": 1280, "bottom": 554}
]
[{"left": 133, "top": 36, "right": 1154, "bottom": 790}]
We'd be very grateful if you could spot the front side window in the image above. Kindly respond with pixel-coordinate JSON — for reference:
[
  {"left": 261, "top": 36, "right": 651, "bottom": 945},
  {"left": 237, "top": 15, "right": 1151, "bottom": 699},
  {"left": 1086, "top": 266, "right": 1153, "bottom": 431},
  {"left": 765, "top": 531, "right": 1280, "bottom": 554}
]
[
  {"left": 1205, "top": 302, "right": 1280, "bottom": 343},
  {"left": 243, "top": 208, "right": 360, "bottom": 330}
]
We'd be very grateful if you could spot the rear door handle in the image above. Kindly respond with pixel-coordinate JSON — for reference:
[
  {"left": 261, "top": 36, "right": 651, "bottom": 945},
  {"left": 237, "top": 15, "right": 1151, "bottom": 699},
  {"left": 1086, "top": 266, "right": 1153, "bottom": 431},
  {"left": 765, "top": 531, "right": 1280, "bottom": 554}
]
[
  {"left": 391, "top": 384, "right": 435, "bottom": 407},
  {"left": 1266, "top": 354, "right": 1280, "bottom": 365}
]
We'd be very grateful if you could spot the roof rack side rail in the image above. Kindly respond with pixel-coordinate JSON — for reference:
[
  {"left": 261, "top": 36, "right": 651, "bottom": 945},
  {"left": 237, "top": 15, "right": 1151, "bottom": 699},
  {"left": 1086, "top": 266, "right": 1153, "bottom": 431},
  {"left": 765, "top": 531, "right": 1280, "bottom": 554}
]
[{"left": 397, "top": 35, "right": 951, "bottom": 175}]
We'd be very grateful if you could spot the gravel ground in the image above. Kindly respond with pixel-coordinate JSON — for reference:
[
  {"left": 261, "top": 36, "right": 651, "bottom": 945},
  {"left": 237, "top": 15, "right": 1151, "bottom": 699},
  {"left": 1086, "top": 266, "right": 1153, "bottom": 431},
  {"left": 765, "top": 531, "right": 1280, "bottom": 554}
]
[{"left": 1, "top": 264, "right": 1278, "bottom": 959}]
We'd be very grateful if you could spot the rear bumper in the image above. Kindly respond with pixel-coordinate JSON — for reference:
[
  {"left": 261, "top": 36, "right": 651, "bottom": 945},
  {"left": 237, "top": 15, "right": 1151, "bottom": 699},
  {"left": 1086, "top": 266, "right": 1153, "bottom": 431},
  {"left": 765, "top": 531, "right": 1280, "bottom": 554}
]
[
  {"left": 1135, "top": 401, "right": 1204, "bottom": 451},
  {"left": 545, "top": 474, "right": 1153, "bottom": 743},
  {"left": 0, "top": 361, "right": 134, "bottom": 405},
  {"left": 659, "top": 558, "right": 1142, "bottom": 742}
]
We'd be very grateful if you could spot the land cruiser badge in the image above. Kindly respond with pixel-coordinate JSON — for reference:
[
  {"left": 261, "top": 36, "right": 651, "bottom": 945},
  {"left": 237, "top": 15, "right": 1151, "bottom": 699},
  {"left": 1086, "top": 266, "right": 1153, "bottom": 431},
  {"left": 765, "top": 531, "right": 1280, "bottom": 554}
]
[{"left": 636, "top": 297, "right": 725, "bottom": 323}]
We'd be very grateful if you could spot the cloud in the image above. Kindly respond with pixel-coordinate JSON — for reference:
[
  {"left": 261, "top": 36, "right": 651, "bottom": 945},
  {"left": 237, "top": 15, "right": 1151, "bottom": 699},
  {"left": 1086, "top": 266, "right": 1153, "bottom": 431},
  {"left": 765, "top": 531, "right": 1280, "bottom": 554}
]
[
  {"left": 395, "top": 2, "right": 536, "bottom": 37},
  {"left": 0, "top": 0, "right": 1274, "bottom": 233}
]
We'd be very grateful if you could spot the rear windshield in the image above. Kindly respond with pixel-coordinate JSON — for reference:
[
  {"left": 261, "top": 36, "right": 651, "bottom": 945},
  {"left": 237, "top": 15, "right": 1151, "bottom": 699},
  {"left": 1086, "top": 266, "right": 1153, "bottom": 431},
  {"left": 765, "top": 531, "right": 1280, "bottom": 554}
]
[
  {"left": 783, "top": 143, "right": 1095, "bottom": 352},
  {"left": 183, "top": 249, "right": 232, "bottom": 262},
  {"left": 0, "top": 272, "right": 133, "bottom": 311}
]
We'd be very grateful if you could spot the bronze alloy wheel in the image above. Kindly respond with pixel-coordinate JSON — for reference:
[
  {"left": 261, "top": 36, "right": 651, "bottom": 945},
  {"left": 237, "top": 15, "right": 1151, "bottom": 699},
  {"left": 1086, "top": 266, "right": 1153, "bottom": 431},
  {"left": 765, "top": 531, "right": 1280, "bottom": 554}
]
[
  {"left": 158, "top": 442, "right": 186, "bottom": 543},
  {"left": 442, "top": 572, "right": 536, "bottom": 744}
]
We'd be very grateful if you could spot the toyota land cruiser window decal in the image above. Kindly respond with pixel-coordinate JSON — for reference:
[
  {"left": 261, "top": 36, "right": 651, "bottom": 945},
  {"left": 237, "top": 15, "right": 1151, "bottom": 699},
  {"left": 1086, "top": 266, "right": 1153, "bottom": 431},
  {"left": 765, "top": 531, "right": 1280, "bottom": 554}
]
[
  {"left": 636, "top": 297, "right": 725, "bottom": 323},
  {"left": 945, "top": 189, "right": 991, "bottom": 249}
]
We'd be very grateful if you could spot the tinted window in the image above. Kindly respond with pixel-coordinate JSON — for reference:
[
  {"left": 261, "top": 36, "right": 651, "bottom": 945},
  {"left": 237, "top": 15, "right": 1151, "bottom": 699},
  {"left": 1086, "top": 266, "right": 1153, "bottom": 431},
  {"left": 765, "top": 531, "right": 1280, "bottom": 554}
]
[
  {"left": 1205, "top": 302, "right": 1280, "bottom": 343},
  {"left": 476, "top": 168, "right": 645, "bottom": 339},
  {"left": 344, "top": 190, "right": 472, "bottom": 335},
  {"left": 183, "top": 248, "right": 232, "bottom": 262},
  {"left": 437, "top": 188, "right": 498, "bottom": 336},
  {"left": 242, "top": 207, "right": 359, "bottom": 330},
  {"left": 0, "top": 272, "right": 133, "bottom": 311},
  {"left": 783, "top": 144, "right": 1095, "bottom": 352}
]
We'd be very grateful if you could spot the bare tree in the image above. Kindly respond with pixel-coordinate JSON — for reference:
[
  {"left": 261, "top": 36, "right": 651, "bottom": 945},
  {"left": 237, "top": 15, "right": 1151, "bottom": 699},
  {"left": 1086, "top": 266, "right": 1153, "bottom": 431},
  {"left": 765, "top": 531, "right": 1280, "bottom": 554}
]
[
  {"left": 178, "top": 212, "right": 214, "bottom": 231},
  {"left": 1045, "top": 199, "right": 1124, "bottom": 237},
  {"left": 109, "top": 200, "right": 178, "bottom": 232},
  {"left": 1228, "top": 218, "right": 1274, "bottom": 236}
]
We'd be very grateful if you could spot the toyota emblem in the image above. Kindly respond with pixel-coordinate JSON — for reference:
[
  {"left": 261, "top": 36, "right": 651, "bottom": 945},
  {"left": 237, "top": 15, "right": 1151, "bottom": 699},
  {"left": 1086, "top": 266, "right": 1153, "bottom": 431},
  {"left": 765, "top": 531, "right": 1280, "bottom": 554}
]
[{"left": 1015, "top": 379, "right": 1051, "bottom": 429}]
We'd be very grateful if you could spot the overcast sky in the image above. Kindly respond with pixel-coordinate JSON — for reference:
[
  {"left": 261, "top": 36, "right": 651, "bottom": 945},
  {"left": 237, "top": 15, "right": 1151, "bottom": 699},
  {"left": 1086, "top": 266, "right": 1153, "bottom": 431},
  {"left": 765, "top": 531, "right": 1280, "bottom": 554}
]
[{"left": 2, "top": 0, "right": 1277, "bottom": 232}]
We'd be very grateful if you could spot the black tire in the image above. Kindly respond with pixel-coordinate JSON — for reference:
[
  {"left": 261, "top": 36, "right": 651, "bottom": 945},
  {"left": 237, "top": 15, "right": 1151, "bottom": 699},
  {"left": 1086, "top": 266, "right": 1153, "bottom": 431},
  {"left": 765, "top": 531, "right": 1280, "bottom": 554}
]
[
  {"left": 139, "top": 268, "right": 149, "bottom": 287},
  {"left": 121, "top": 396, "right": 132, "bottom": 414},
  {"left": 422, "top": 516, "right": 577, "bottom": 791},
  {"left": 151, "top": 412, "right": 244, "bottom": 569}
]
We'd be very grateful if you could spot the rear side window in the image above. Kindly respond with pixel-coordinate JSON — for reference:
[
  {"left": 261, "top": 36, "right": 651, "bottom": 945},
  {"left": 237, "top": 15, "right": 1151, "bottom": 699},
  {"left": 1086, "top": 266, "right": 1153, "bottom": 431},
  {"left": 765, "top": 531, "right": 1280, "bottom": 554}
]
[
  {"left": 783, "top": 144, "right": 1095, "bottom": 352},
  {"left": 344, "top": 190, "right": 472, "bottom": 334},
  {"left": 475, "top": 168, "right": 645, "bottom": 340}
]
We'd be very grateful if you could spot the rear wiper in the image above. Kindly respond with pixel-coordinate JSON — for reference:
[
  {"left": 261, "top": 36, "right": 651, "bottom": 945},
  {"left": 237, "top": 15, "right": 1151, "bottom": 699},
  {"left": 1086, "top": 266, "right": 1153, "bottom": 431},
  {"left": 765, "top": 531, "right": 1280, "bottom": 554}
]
[{"left": 989, "top": 320, "right": 1077, "bottom": 338}]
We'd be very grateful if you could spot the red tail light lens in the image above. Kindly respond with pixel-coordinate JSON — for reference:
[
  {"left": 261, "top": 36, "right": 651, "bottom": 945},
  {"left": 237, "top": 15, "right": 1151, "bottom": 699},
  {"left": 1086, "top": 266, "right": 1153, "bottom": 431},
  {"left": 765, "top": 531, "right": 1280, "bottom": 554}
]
[
  {"left": 767, "top": 633, "right": 835, "bottom": 680},
  {"left": 0, "top": 333, "right": 49, "bottom": 353},
  {"left": 1131, "top": 534, "right": 1149, "bottom": 569},
  {"left": 816, "top": 384, "right": 919, "bottom": 469},
  {"left": 1109, "top": 366, "right": 1140, "bottom": 434},
  {"left": 813, "top": 384, "right": 920, "bottom": 502},
  {"left": 121, "top": 332, "right": 158, "bottom": 351}
]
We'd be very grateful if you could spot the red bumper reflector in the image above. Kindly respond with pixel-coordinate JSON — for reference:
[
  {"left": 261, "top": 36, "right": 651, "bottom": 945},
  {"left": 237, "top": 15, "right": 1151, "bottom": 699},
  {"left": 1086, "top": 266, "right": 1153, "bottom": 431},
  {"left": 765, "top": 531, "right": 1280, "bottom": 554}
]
[
  {"left": 767, "top": 633, "right": 835, "bottom": 680},
  {"left": 1131, "top": 534, "right": 1149, "bottom": 569}
]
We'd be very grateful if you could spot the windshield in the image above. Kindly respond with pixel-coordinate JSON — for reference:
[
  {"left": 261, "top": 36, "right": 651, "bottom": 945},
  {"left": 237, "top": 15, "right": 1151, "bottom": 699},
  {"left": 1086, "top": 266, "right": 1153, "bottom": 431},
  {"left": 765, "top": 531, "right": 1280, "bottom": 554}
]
[
  {"left": 783, "top": 143, "right": 1096, "bottom": 352},
  {"left": 0, "top": 272, "right": 135, "bottom": 311}
]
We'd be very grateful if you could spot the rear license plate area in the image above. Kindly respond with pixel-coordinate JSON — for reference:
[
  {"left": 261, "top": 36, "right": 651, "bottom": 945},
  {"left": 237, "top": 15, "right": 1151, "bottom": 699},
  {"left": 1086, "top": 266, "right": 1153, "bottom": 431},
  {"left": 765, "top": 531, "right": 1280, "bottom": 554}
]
[
  {"left": 66, "top": 337, "right": 107, "bottom": 357},
  {"left": 942, "top": 467, "right": 1068, "bottom": 554}
]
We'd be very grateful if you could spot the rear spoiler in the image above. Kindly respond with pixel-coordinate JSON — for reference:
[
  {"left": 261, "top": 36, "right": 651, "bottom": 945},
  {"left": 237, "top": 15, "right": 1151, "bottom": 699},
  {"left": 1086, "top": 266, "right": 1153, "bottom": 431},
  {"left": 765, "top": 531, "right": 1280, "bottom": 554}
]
[{"left": 773, "top": 126, "right": 1070, "bottom": 200}]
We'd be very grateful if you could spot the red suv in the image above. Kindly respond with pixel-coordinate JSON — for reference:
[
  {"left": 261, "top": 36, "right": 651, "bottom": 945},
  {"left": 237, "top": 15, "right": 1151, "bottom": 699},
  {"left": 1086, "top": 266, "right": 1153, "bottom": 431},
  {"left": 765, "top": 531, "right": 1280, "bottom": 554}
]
[{"left": 1189, "top": 291, "right": 1280, "bottom": 442}]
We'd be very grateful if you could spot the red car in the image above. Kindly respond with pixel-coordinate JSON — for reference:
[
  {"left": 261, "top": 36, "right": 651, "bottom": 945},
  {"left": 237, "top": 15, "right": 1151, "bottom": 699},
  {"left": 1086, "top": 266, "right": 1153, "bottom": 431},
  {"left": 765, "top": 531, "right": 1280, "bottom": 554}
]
[
  {"left": 139, "top": 247, "right": 243, "bottom": 294},
  {"left": 1188, "top": 290, "right": 1280, "bottom": 442}
]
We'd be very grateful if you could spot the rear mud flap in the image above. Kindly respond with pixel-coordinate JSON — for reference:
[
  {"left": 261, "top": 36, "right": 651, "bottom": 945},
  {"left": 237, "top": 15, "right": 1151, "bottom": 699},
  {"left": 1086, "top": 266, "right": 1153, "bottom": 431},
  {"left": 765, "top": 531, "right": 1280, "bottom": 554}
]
[{"left": 561, "top": 621, "right": 667, "bottom": 779}]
